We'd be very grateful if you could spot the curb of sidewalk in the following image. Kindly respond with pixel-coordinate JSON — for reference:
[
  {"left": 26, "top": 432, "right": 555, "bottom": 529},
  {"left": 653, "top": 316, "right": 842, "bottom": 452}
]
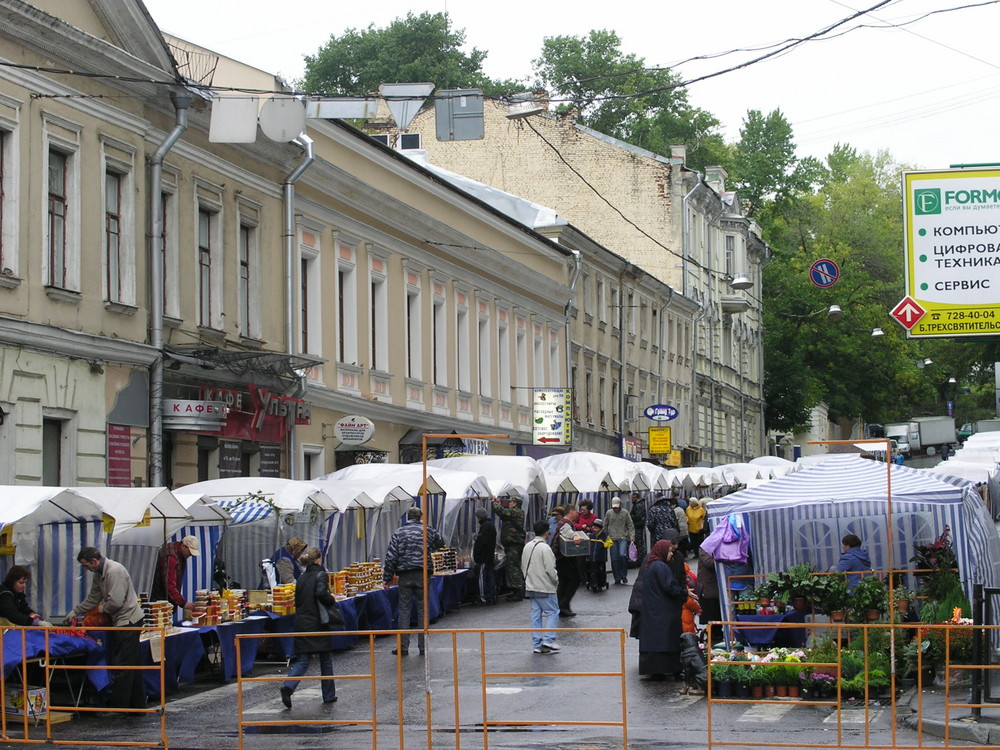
[{"left": 900, "top": 686, "right": 1000, "bottom": 745}]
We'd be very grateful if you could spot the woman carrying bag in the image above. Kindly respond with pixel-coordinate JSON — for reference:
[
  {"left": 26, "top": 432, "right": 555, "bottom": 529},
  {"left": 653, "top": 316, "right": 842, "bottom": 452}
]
[{"left": 280, "top": 546, "right": 342, "bottom": 709}]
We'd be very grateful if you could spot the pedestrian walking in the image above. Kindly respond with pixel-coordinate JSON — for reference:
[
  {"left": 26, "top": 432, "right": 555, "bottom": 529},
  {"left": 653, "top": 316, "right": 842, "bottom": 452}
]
[
  {"left": 604, "top": 496, "right": 635, "bottom": 585},
  {"left": 646, "top": 494, "right": 680, "bottom": 544},
  {"left": 280, "top": 546, "right": 340, "bottom": 708},
  {"left": 553, "top": 506, "right": 586, "bottom": 617},
  {"left": 521, "top": 520, "right": 560, "bottom": 654},
  {"left": 382, "top": 507, "right": 445, "bottom": 655},
  {"left": 628, "top": 492, "right": 647, "bottom": 568}
]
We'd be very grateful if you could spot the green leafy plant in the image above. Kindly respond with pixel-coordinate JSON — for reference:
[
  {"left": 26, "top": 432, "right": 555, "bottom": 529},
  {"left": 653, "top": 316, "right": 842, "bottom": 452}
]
[
  {"left": 776, "top": 562, "right": 816, "bottom": 601},
  {"left": 851, "top": 575, "right": 888, "bottom": 619},
  {"left": 911, "top": 527, "right": 960, "bottom": 602},
  {"left": 813, "top": 572, "right": 851, "bottom": 615}
]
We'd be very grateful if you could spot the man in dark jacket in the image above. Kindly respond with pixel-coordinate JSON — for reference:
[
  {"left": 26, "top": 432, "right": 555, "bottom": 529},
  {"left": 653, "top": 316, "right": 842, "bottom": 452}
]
[
  {"left": 383, "top": 507, "right": 445, "bottom": 655},
  {"left": 629, "top": 492, "right": 647, "bottom": 568},
  {"left": 645, "top": 494, "right": 680, "bottom": 544},
  {"left": 491, "top": 495, "right": 526, "bottom": 600},
  {"left": 472, "top": 507, "right": 497, "bottom": 605},
  {"left": 833, "top": 533, "right": 872, "bottom": 590}
]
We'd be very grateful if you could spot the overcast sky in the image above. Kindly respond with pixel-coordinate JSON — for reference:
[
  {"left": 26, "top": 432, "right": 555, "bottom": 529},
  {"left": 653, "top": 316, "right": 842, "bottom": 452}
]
[{"left": 142, "top": 0, "right": 1000, "bottom": 170}]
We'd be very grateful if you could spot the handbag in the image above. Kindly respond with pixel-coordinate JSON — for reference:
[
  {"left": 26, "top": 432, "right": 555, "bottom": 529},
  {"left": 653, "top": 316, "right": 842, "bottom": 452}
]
[{"left": 314, "top": 572, "right": 344, "bottom": 628}]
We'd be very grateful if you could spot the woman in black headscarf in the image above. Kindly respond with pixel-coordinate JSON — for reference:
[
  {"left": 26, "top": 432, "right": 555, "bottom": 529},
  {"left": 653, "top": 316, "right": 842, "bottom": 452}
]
[{"left": 630, "top": 532, "right": 688, "bottom": 679}]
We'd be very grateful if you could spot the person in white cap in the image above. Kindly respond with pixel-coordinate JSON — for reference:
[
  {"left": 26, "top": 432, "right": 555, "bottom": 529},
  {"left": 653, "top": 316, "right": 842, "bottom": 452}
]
[
  {"left": 151, "top": 535, "right": 200, "bottom": 618},
  {"left": 603, "top": 496, "right": 635, "bottom": 585}
]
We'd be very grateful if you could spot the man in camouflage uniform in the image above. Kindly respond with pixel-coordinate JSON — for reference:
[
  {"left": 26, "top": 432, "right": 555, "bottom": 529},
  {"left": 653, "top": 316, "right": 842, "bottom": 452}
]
[
  {"left": 645, "top": 493, "right": 680, "bottom": 546},
  {"left": 491, "top": 495, "right": 526, "bottom": 600}
]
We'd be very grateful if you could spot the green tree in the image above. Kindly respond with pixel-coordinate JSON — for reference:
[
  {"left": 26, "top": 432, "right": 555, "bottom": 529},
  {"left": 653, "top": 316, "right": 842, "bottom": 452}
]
[
  {"left": 301, "top": 12, "right": 518, "bottom": 97},
  {"left": 729, "top": 109, "right": 825, "bottom": 221},
  {"left": 532, "top": 30, "right": 728, "bottom": 170}
]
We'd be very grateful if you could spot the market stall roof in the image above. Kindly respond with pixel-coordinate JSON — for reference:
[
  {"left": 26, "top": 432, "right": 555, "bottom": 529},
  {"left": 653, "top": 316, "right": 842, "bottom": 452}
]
[
  {"left": 713, "top": 463, "right": 770, "bottom": 485},
  {"left": 748, "top": 455, "right": 801, "bottom": 478},
  {"left": 964, "top": 432, "right": 1000, "bottom": 447},
  {"left": 0, "top": 487, "right": 103, "bottom": 529},
  {"left": 663, "top": 466, "right": 722, "bottom": 489},
  {"left": 632, "top": 461, "right": 670, "bottom": 491},
  {"left": 426, "top": 455, "right": 548, "bottom": 498},
  {"left": 537, "top": 451, "right": 641, "bottom": 493},
  {"left": 179, "top": 477, "right": 343, "bottom": 523},
  {"left": 72, "top": 487, "right": 190, "bottom": 544},
  {"left": 925, "top": 461, "right": 1000, "bottom": 485},
  {"left": 172, "top": 492, "right": 234, "bottom": 525},
  {"left": 318, "top": 464, "right": 492, "bottom": 501}
]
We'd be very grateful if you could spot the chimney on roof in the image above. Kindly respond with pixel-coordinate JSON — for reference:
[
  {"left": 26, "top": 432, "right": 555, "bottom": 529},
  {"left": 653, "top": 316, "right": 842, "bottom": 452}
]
[
  {"left": 705, "top": 165, "right": 728, "bottom": 194},
  {"left": 669, "top": 145, "right": 687, "bottom": 165}
]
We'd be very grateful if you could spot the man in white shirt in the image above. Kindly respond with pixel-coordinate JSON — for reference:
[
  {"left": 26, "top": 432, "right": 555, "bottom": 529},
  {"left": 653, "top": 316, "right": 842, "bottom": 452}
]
[{"left": 521, "top": 521, "right": 560, "bottom": 654}]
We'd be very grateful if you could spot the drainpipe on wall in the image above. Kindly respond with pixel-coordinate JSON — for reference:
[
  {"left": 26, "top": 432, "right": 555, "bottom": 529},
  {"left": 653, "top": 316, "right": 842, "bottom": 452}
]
[
  {"left": 148, "top": 90, "right": 191, "bottom": 488},
  {"left": 283, "top": 134, "right": 315, "bottom": 480},
  {"left": 656, "top": 287, "right": 675, "bottom": 406},
  {"left": 564, "top": 249, "right": 582, "bottom": 452}
]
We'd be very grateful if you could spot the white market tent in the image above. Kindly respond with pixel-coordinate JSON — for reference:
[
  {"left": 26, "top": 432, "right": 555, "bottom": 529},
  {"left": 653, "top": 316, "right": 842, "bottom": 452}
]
[
  {"left": 537, "top": 451, "right": 644, "bottom": 518},
  {"left": 713, "top": 463, "right": 770, "bottom": 485},
  {"left": 180, "top": 477, "right": 352, "bottom": 592},
  {"left": 748, "top": 455, "right": 801, "bottom": 479},
  {"left": 426, "top": 455, "right": 549, "bottom": 533},
  {"left": 76, "top": 487, "right": 191, "bottom": 544},
  {"left": 319, "top": 463, "right": 493, "bottom": 563},
  {"left": 706, "top": 454, "right": 1000, "bottom": 617},
  {"left": 664, "top": 466, "right": 722, "bottom": 490},
  {"left": 0, "top": 487, "right": 107, "bottom": 618}
]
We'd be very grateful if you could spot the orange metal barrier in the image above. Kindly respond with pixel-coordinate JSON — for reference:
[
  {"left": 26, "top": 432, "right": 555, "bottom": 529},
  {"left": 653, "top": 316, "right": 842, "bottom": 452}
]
[
  {"left": 234, "top": 626, "right": 628, "bottom": 750},
  {"left": 0, "top": 624, "right": 167, "bottom": 747},
  {"left": 706, "top": 619, "right": 1000, "bottom": 750}
]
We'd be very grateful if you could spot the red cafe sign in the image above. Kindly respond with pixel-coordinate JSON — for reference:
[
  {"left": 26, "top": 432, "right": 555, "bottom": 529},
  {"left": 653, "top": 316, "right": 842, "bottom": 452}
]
[{"left": 198, "top": 385, "right": 310, "bottom": 442}]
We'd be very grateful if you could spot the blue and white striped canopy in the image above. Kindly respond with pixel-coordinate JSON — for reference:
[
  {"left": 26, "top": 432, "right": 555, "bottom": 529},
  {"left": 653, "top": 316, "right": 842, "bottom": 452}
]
[{"left": 705, "top": 455, "right": 1000, "bottom": 610}]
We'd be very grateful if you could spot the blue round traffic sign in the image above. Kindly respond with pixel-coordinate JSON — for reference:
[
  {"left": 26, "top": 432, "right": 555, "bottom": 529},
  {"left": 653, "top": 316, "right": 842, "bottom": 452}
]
[{"left": 809, "top": 258, "right": 840, "bottom": 288}]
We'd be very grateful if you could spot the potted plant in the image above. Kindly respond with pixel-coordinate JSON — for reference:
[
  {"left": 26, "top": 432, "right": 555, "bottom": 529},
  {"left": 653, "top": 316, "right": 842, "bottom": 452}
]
[
  {"left": 749, "top": 664, "right": 771, "bottom": 698},
  {"left": 852, "top": 575, "right": 888, "bottom": 621},
  {"left": 893, "top": 585, "right": 916, "bottom": 615},
  {"left": 753, "top": 581, "right": 775, "bottom": 607},
  {"left": 816, "top": 572, "right": 851, "bottom": 621},
  {"left": 777, "top": 563, "right": 816, "bottom": 610},
  {"left": 711, "top": 662, "right": 736, "bottom": 698}
]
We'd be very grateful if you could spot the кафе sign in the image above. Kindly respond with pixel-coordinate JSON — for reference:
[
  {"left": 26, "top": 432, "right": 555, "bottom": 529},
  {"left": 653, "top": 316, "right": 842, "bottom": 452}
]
[{"left": 167, "top": 384, "right": 311, "bottom": 442}]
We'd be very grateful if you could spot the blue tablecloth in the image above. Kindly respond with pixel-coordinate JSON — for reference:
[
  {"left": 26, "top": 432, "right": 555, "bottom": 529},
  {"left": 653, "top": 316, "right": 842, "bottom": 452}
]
[
  {"left": 141, "top": 628, "right": 206, "bottom": 698},
  {"left": 197, "top": 618, "right": 267, "bottom": 682},
  {"left": 2, "top": 629, "right": 109, "bottom": 691},
  {"left": 256, "top": 594, "right": 367, "bottom": 658},
  {"left": 733, "top": 609, "right": 808, "bottom": 647}
]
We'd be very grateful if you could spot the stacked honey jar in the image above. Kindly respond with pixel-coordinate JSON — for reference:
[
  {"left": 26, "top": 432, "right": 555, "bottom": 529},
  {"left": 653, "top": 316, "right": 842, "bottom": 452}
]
[
  {"left": 431, "top": 547, "right": 458, "bottom": 574},
  {"left": 330, "top": 560, "right": 383, "bottom": 597},
  {"left": 270, "top": 584, "right": 296, "bottom": 615},
  {"left": 139, "top": 594, "right": 174, "bottom": 632}
]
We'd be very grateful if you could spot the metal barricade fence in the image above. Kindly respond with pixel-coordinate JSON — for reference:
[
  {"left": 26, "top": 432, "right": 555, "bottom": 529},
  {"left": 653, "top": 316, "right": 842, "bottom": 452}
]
[
  {"left": 706, "top": 618, "right": 1000, "bottom": 750},
  {"left": 234, "top": 626, "right": 628, "bottom": 750},
  {"left": 0, "top": 624, "right": 167, "bottom": 747}
]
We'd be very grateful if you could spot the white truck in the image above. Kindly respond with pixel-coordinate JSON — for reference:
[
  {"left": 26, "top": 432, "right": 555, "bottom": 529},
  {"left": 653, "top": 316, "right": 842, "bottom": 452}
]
[
  {"left": 885, "top": 422, "right": 916, "bottom": 458},
  {"left": 886, "top": 417, "right": 956, "bottom": 457}
]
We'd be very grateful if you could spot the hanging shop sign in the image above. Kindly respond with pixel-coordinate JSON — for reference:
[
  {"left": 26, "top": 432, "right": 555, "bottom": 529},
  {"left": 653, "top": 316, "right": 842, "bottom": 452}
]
[
  {"left": 644, "top": 404, "right": 679, "bottom": 421},
  {"left": 334, "top": 416, "right": 375, "bottom": 445},
  {"left": 197, "top": 385, "right": 310, "bottom": 443},
  {"left": 106, "top": 423, "right": 133, "bottom": 487},
  {"left": 648, "top": 426, "right": 672, "bottom": 455},
  {"left": 532, "top": 388, "right": 573, "bottom": 446},
  {"left": 162, "top": 400, "right": 228, "bottom": 430},
  {"left": 620, "top": 435, "right": 642, "bottom": 462}
]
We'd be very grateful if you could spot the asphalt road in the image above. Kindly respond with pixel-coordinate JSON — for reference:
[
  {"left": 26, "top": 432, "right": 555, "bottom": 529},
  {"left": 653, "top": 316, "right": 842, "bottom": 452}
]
[{"left": 10, "top": 556, "right": 939, "bottom": 750}]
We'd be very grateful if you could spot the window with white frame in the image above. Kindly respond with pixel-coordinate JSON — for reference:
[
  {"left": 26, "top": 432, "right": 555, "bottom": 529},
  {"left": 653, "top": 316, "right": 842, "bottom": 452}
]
[
  {"left": 369, "top": 253, "right": 389, "bottom": 371},
  {"left": 477, "top": 300, "right": 492, "bottom": 397},
  {"left": 725, "top": 234, "right": 736, "bottom": 277},
  {"left": 236, "top": 200, "right": 261, "bottom": 339},
  {"left": 597, "top": 278, "right": 606, "bottom": 323},
  {"left": 336, "top": 244, "right": 357, "bottom": 363},
  {"left": 515, "top": 319, "right": 528, "bottom": 406},
  {"left": 497, "top": 311, "right": 510, "bottom": 400},
  {"left": 585, "top": 371, "right": 593, "bottom": 423},
  {"left": 160, "top": 180, "right": 180, "bottom": 318},
  {"left": 43, "top": 116, "right": 81, "bottom": 292},
  {"left": 101, "top": 137, "right": 136, "bottom": 307},
  {"left": 432, "top": 293, "right": 446, "bottom": 386},
  {"left": 456, "top": 293, "right": 471, "bottom": 392},
  {"left": 599, "top": 375, "right": 606, "bottom": 428},
  {"left": 0, "top": 120, "right": 17, "bottom": 279},
  {"left": 299, "top": 226, "right": 322, "bottom": 357},
  {"left": 549, "top": 331, "right": 560, "bottom": 387},
  {"left": 197, "top": 207, "right": 215, "bottom": 328},
  {"left": 611, "top": 380, "right": 619, "bottom": 429},
  {"left": 533, "top": 327, "right": 544, "bottom": 388},
  {"left": 405, "top": 282, "right": 422, "bottom": 379}
]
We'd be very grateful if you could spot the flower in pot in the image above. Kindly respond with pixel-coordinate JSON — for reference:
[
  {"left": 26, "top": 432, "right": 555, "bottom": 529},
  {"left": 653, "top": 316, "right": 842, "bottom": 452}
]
[
  {"left": 851, "top": 575, "right": 888, "bottom": 621},
  {"left": 778, "top": 563, "right": 816, "bottom": 610}
]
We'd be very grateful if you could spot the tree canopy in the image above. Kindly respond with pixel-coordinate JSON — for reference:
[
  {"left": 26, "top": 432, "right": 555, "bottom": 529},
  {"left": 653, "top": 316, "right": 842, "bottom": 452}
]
[
  {"left": 301, "top": 12, "right": 517, "bottom": 97},
  {"left": 531, "top": 30, "right": 729, "bottom": 170}
]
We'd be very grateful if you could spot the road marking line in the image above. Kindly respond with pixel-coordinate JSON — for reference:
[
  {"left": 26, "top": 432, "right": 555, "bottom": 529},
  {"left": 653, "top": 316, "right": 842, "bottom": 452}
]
[
  {"left": 825, "top": 708, "right": 883, "bottom": 724},
  {"left": 738, "top": 703, "right": 795, "bottom": 723}
]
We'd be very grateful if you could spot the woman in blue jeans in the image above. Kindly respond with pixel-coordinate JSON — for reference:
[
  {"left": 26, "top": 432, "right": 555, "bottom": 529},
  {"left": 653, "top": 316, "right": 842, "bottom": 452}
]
[{"left": 280, "top": 546, "right": 339, "bottom": 708}]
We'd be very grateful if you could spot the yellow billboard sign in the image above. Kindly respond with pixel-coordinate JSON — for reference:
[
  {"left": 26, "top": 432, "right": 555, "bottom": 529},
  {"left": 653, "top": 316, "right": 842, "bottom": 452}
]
[{"left": 648, "top": 426, "right": 672, "bottom": 455}]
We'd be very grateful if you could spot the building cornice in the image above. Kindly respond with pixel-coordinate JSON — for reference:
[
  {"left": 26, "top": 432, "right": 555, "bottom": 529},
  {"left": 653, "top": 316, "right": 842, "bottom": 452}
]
[{"left": 0, "top": 315, "right": 158, "bottom": 366}]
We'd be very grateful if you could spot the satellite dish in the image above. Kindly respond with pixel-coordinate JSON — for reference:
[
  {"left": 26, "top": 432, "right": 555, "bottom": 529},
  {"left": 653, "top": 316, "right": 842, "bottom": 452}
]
[{"left": 259, "top": 96, "right": 306, "bottom": 142}]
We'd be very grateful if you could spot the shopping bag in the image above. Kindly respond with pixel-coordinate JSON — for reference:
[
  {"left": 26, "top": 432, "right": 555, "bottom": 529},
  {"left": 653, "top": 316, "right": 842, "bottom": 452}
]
[{"left": 627, "top": 541, "right": 638, "bottom": 562}]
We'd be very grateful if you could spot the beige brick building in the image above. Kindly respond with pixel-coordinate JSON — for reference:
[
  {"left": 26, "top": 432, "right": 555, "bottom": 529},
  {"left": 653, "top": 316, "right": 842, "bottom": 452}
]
[{"left": 400, "top": 100, "right": 769, "bottom": 463}]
